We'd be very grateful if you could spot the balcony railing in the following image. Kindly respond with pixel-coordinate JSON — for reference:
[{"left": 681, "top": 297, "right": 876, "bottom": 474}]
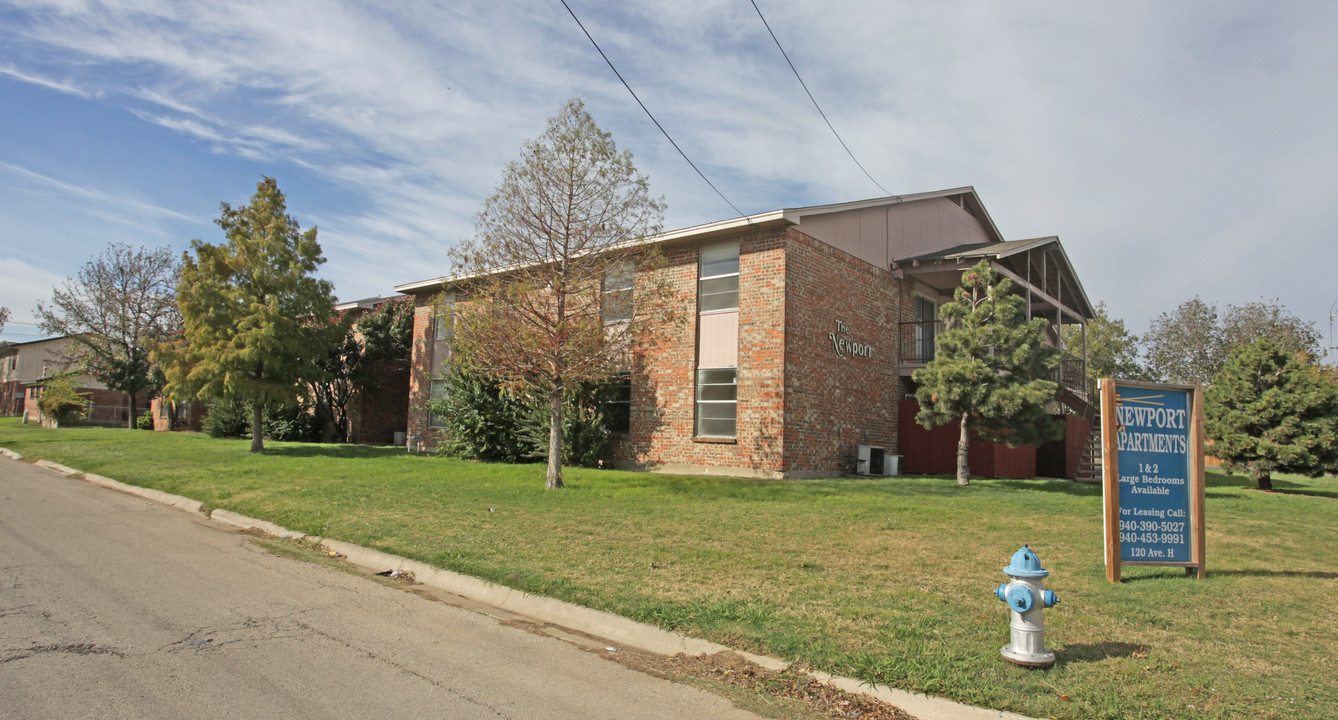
[
  {"left": 898, "top": 320, "right": 942, "bottom": 365},
  {"left": 899, "top": 320, "right": 1090, "bottom": 396}
]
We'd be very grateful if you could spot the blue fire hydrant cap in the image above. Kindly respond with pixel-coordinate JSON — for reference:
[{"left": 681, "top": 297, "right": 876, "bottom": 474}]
[{"left": 1003, "top": 544, "right": 1050, "bottom": 578}]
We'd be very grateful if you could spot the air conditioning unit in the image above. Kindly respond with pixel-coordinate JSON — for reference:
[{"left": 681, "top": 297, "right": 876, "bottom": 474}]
[{"left": 856, "top": 445, "right": 885, "bottom": 475}]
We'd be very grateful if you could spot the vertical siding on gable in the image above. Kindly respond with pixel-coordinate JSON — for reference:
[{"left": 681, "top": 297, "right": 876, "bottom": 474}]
[{"left": 796, "top": 197, "right": 995, "bottom": 269}]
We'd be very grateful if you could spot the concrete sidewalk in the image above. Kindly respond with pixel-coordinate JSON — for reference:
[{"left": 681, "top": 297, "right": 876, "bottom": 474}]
[{"left": 2, "top": 447, "right": 1035, "bottom": 720}]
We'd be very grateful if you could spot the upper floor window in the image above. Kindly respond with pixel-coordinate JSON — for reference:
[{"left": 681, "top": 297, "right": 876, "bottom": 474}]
[
  {"left": 602, "top": 259, "right": 634, "bottom": 323},
  {"left": 429, "top": 299, "right": 454, "bottom": 428},
  {"left": 698, "top": 241, "right": 739, "bottom": 313}
]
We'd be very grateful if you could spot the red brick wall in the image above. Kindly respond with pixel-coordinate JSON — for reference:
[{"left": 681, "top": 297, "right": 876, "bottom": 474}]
[
  {"left": 780, "top": 229, "right": 902, "bottom": 475},
  {"left": 349, "top": 363, "right": 410, "bottom": 445},
  {"left": 610, "top": 227, "right": 792, "bottom": 476},
  {"left": 406, "top": 293, "right": 440, "bottom": 451},
  {"left": 405, "top": 228, "right": 912, "bottom": 478}
]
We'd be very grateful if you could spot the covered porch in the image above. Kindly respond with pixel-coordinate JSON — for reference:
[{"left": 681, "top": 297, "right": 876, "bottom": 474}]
[{"left": 891, "top": 236, "right": 1096, "bottom": 414}]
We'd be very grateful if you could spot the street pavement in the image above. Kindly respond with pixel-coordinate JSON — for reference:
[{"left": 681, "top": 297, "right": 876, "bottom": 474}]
[{"left": 0, "top": 458, "right": 764, "bottom": 720}]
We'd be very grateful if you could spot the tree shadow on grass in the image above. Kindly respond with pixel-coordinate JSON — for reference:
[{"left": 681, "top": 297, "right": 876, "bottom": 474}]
[
  {"left": 980, "top": 478, "right": 1102, "bottom": 498},
  {"left": 1206, "top": 472, "right": 1338, "bottom": 499},
  {"left": 260, "top": 444, "right": 409, "bottom": 460},
  {"left": 1057, "top": 641, "right": 1146, "bottom": 663},
  {"left": 1209, "top": 568, "right": 1338, "bottom": 580}
]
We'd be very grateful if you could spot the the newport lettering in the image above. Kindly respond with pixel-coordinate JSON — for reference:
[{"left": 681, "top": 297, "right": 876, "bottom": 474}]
[{"left": 829, "top": 319, "right": 873, "bottom": 360}]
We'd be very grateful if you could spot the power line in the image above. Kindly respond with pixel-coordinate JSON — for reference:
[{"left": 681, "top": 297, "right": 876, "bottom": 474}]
[
  {"left": 749, "top": 0, "right": 894, "bottom": 198},
  {"left": 558, "top": 0, "right": 748, "bottom": 219}
]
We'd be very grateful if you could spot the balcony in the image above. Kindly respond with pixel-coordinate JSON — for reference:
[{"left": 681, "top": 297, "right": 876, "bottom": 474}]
[
  {"left": 898, "top": 320, "right": 942, "bottom": 366},
  {"left": 898, "top": 319, "right": 1090, "bottom": 402}
]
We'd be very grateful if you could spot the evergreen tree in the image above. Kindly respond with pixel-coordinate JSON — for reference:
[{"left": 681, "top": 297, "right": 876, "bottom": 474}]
[
  {"left": 153, "top": 177, "right": 343, "bottom": 452},
  {"left": 1205, "top": 339, "right": 1338, "bottom": 490},
  {"left": 913, "top": 261, "right": 1063, "bottom": 485}
]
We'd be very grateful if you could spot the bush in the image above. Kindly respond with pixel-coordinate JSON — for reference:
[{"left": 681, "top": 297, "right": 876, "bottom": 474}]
[
  {"left": 263, "top": 400, "right": 321, "bottom": 443},
  {"left": 203, "top": 398, "right": 253, "bottom": 438},
  {"left": 519, "top": 380, "right": 614, "bottom": 468},
  {"left": 430, "top": 368, "right": 535, "bottom": 463},
  {"left": 202, "top": 397, "right": 322, "bottom": 442},
  {"left": 137, "top": 410, "right": 155, "bottom": 430},
  {"left": 429, "top": 367, "right": 616, "bottom": 467},
  {"left": 36, "top": 373, "right": 89, "bottom": 426}
]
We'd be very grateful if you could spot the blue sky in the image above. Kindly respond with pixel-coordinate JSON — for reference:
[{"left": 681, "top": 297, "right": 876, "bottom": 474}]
[{"left": 2, "top": 0, "right": 1336, "bottom": 360}]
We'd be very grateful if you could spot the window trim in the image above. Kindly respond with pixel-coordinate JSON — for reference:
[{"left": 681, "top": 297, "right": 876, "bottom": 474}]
[{"left": 694, "top": 366, "right": 738, "bottom": 439}]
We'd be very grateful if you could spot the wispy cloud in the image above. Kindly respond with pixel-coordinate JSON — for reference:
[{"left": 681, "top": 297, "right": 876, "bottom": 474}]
[
  {"left": 0, "top": 162, "right": 200, "bottom": 224},
  {"left": 0, "top": 0, "right": 1336, "bottom": 338}
]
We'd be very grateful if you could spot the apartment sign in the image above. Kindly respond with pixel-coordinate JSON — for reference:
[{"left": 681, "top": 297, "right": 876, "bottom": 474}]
[
  {"left": 1100, "top": 379, "right": 1207, "bottom": 582},
  {"left": 829, "top": 320, "right": 873, "bottom": 360}
]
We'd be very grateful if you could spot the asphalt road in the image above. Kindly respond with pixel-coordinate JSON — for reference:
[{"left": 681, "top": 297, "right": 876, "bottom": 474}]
[{"left": 0, "top": 458, "right": 763, "bottom": 720}]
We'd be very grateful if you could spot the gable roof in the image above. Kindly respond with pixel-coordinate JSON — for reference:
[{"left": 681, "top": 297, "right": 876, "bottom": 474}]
[{"left": 395, "top": 187, "right": 1000, "bottom": 294}]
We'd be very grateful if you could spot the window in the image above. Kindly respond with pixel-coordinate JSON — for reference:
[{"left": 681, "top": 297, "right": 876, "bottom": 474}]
[
  {"left": 602, "top": 260, "right": 635, "bottom": 323},
  {"left": 695, "top": 367, "right": 737, "bottom": 437},
  {"left": 698, "top": 241, "right": 739, "bottom": 313},
  {"left": 604, "top": 372, "right": 631, "bottom": 433},
  {"left": 914, "top": 296, "right": 937, "bottom": 363},
  {"left": 428, "top": 301, "right": 453, "bottom": 428}
]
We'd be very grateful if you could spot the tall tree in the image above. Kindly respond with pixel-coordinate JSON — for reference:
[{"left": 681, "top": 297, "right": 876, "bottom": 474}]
[
  {"left": 0, "top": 306, "right": 10, "bottom": 334},
  {"left": 1205, "top": 339, "right": 1338, "bottom": 490},
  {"left": 1220, "top": 300, "right": 1320, "bottom": 359},
  {"left": 1061, "top": 300, "right": 1144, "bottom": 382},
  {"left": 1142, "top": 296, "right": 1222, "bottom": 386},
  {"left": 913, "top": 260, "right": 1064, "bottom": 485},
  {"left": 35, "top": 243, "right": 181, "bottom": 428},
  {"left": 1143, "top": 296, "right": 1319, "bottom": 385},
  {"left": 153, "top": 177, "right": 343, "bottom": 452},
  {"left": 447, "top": 97, "right": 673, "bottom": 489}
]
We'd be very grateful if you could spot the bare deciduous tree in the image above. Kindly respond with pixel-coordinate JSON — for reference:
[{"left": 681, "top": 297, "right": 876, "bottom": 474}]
[
  {"left": 36, "top": 243, "right": 181, "bottom": 427},
  {"left": 448, "top": 97, "right": 676, "bottom": 489}
]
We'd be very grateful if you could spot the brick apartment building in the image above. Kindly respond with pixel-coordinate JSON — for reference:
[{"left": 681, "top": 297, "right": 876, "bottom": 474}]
[
  {"left": 0, "top": 336, "right": 148, "bottom": 426},
  {"left": 394, "top": 187, "right": 1096, "bottom": 479}
]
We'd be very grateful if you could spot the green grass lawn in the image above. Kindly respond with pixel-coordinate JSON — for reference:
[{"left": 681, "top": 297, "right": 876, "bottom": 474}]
[{"left": 2, "top": 417, "right": 1335, "bottom": 720}]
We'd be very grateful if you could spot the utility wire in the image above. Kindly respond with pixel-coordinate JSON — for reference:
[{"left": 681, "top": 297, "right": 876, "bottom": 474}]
[
  {"left": 559, "top": 0, "right": 748, "bottom": 219},
  {"left": 750, "top": 0, "right": 894, "bottom": 198}
]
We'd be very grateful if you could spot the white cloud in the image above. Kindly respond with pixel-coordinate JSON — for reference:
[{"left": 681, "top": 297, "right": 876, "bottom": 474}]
[{"left": 0, "top": 0, "right": 1336, "bottom": 346}]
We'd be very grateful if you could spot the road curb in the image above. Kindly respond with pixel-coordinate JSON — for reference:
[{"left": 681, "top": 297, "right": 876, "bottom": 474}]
[{"left": 5, "top": 448, "right": 1035, "bottom": 720}]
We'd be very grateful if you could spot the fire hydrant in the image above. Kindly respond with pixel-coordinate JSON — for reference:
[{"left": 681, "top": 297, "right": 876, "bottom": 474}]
[{"left": 992, "top": 544, "right": 1059, "bottom": 667}]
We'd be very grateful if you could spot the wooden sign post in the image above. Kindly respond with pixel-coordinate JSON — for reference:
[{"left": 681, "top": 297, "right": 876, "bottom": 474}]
[{"left": 1100, "top": 379, "right": 1206, "bottom": 583}]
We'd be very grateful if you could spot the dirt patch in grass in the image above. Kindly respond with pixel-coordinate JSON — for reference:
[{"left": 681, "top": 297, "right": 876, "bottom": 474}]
[{"left": 605, "top": 649, "right": 916, "bottom": 720}]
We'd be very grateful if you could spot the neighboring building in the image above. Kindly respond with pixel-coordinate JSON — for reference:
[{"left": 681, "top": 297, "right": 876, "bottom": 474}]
[
  {"left": 394, "top": 188, "right": 1096, "bottom": 479},
  {"left": 0, "top": 336, "right": 148, "bottom": 426}
]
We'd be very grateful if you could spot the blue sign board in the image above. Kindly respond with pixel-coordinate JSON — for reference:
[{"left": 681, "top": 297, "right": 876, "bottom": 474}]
[{"left": 1113, "top": 383, "right": 1192, "bottom": 563}]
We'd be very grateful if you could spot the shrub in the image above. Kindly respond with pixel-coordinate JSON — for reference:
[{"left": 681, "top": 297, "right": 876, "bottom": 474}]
[
  {"left": 430, "top": 368, "right": 535, "bottom": 463},
  {"left": 519, "top": 380, "right": 614, "bottom": 468},
  {"left": 430, "top": 367, "right": 616, "bottom": 467},
  {"left": 202, "top": 398, "right": 252, "bottom": 438},
  {"left": 263, "top": 401, "right": 321, "bottom": 443},
  {"left": 137, "top": 410, "right": 155, "bottom": 430},
  {"left": 36, "top": 373, "right": 89, "bottom": 426}
]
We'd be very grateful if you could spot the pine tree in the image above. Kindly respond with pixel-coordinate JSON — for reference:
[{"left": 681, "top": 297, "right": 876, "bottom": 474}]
[
  {"left": 913, "top": 260, "right": 1063, "bottom": 485},
  {"left": 153, "top": 177, "right": 344, "bottom": 452},
  {"left": 1205, "top": 339, "right": 1338, "bottom": 490}
]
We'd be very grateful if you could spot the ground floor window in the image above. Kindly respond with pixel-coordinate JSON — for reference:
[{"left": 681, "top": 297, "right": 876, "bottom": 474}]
[
  {"left": 604, "top": 372, "right": 631, "bottom": 433},
  {"left": 428, "top": 379, "right": 448, "bottom": 428},
  {"left": 695, "top": 367, "right": 737, "bottom": 437}
]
